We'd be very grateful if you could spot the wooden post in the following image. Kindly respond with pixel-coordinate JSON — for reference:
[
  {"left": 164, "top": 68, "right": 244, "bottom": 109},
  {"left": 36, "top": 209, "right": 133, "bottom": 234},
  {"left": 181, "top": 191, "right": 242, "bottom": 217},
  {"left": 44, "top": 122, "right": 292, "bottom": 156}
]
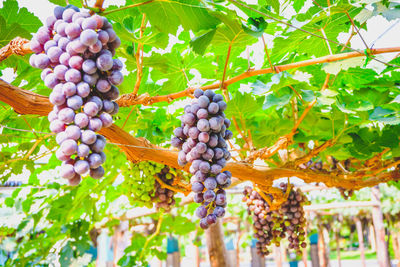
[
  {"left": 302, "top": 246, "right": 308, "bottom": 267},
  {"left": 318, "top": 227, "right": 329, "bottom": 267},
  {"left": 371, "top": 186, "right": 390, "bottom": 267},
  {"left": 335, "top": 229, "right": 341, "bottom": 267},
  {"left": 274, "top": 246, "right": 282, "bottom": 267},
  {"left": 355, "top": 218, "right": 366, "bottom": 267},
  {"left": 369, "top": 224, "right": 376, "bottom": 251},
  {"left": 250, "top": 247, "right": 265, "bottom": 267},
  {"left": 205, "top": 219, "right": 230, "bottom": 267},
  {"left": 393, "top": 231, "right": 400, "bottom": 267},
  {"left": 195, "top": 245, "right": 200, "bottom": 267}
]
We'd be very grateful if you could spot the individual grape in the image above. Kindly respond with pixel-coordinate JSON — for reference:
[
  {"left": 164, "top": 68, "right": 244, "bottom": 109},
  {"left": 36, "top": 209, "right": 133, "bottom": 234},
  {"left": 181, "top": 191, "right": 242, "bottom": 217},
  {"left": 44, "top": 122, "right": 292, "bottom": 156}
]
[
  {"left": 90, "top": 166, "right": 105, "bottom": 179},
  {"left": 92, "top": 14, "right": 104, "bottom": 28},
  {"left": 88, "top": 118, "right": 102, "bottom": 132},
  {"left": 88, "top": 153, "right": 102, "bottom": 169},
  {"left": 56, "top": 131, "right": 67, "bottom": 145},
  {"left": 35, "top": 54, "right": 50, "bottom": 69},
  {"left": 218, "top": 101, "right": 227, "bottom": 111},
  {"left": 194, "top": 88, "right": 204, "bottom": 98},
  {"left": 61, "top": 139, "right": 78, "bottom": 156},
  {"left": 215, "top": 193, "right": 226, "bottom": 205},
  {"left": 204, "top": 177, "right": 217, "bottom": 190},
  {"left": 76, "top": 82, "right": 90, "bottom": 98},
  {"left": 54, "top": 65, "right": 68, "bottom": 80},
  {"left": 206, "top": 214, "right": 217, "bottom": 225},
  {"left": 65, "top": 22, "right": 81, "bottom": 39},
  {"left": 197, "top": 108, "right": 208, "bottom": 119},
  {"left": 77, "top": 144, "right": 90, "bottom": 158},
  {"left": 110, "top": 102, "right": 119, "bottom": 116},
  {"left": 204, "top": 90, "right": 215, "bottom": 100},
  {"left": 84, "top": 102, "right": 99, "bottom": 117},
  {"left": 41, "top": 68, "right": 52, "bottom": 81},
  {"left": 108, "top": 71, "right": 123, "bottom": 85},
  {"left": 192, "top": 182, "right": 204, "bottom": 193},
  {"left": 58, "top": 107, "right": 75, "bottom": 123},
  {"left": 60, "top": 163, "right": 76, "bottom": 179},
  {"left": 67, "top": 95, "right": 83, "bottom": 110},
  {"left": 71, "top": 39, "right": 87, "bottom": 53},
  {"left": 199, "top": 218, "right": 209, "bottom": 229},
  {"left": 99, "top": 112, "right": 113, "bottom": 128},
  {"left": 105, "top": 28, "right": 117, "bottom": 42},
  {"left": 44, "top": 40, "right": 57, "bottom": 53},
  {"left": 50, "top": 119, "right": 66, "bottom": 133},
  {"left": 68, "top": 173, "right": 82, "bottom": 186},
  {"left": 197, "top": 119, "right": 211, "bottom": 133},
  {"left": 47, "top": 46, "right": 63, "bottom": 63},
  {"left": 54, "top": 6, "right": 65, "bottom": 19},
  {"left": 198, "top": 132, "right": 209, "bottom": 143},
  {"left": 196, "top": 142, "right": 207, "bottom": 154},
  {"left": 65, "top": 68, "right": 82, "bottom": 83},
  {"left": 74, "top": 113, "right": 89, "bottom": 128},
  {"left": 109, "top": 37, "right": 121, "bottom": 50},
  {"left": 36, "top": 28, "right": 50, "bottom": 44},
  {"left": 65, "top": 125, "right": 81, "bottom": 140},
  {"left": 82, "top": 17, "right": 97, "bottom": 30},
  {"left": 83, "top": 73, "right": 99, "bottom": 86},
  {"left": 74, "top": 160, "right": 89, "bottom": 175},
  {"left": 96, "top": 79, "right": 111, "bottom": 93},
  {"left": 48, "top": 110, "right": 58, "bottom": 122},
  {"left": 49, "top": 90, "right": 66, "bottom": 106},
  {"left": 213, "top": 206, "right": 225, "bottom": 217},
  {"left": 194, "top": 193, "right": 204, "bottom": 203},
  {"left": 98, "top": 30, "right": 109, "bottom": 44},
  {"left": 203, "top": 190, "right": 216, "bottom": 202},
  {"left": 198, "top": 95, "right": 210, "bottom": 108},
  {"left": 81, "top": 130, "right": 97, "bottom": 145},
  {"left": 82, "top": 59, "right": 97, "bottom": 74},
  {"left": 183, "top": 113, "right": 196, "bottom": 126},
  {"left": 196, "top": 205, "right": 207, "bottom": 218},
  {"left": 59, "top": 52, "right": 71, "bottom": 66},
  {"left": 30, "top": 39, "right": 43, "bottom": 54},
  {"left": 91, "top": 137, "right": 106, "bottom": 153},
  {"left": 104, "top": 85, "right": 119, "bottom": 100},
  {"left": 208, "top": 102, "right": 219, "bottom": 114},
  {"left": 62, "top": 8, "right": 76, "bottom": 22},
  {"left": 44, "top": 73, "right": 59, "bottom": 89},
  {"left": 96, "top": 53, "right": 113, "bottom": 71},
  {"left": 210, "top": 164, "right": 222, "bottom": 175},
  {"left": 112, "top": 58, "right": 123, "bottom": 71},
  {"left": 88, "top": 96, "right": 103, "bottom": 110},
  {"left": 89, "top": 40, "right": 102, "bottom": 53},
  {"left": 69, "top": 56, "right": 83, "bottom": 70}
]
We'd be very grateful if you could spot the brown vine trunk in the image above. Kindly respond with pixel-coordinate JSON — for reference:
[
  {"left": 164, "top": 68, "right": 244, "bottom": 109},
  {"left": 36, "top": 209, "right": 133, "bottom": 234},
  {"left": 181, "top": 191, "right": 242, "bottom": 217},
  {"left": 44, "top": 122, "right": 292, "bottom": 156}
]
[
  {"left": 205, "top": 219, "right": 230, "bottom": 267},
  {"left": 355, "top": 218, "right": 366, "bottom": 267},
  {"left": 371, "top": 186, "right": 391, "bottom": 267},
  {"left": 318, "top": 227, "right": 329, "bottom": 267}
]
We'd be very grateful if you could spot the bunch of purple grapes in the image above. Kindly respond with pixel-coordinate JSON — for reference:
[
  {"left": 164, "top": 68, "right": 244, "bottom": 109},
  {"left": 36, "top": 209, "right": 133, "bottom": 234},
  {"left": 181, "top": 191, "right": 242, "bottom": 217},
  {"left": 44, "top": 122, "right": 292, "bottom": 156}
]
[
  {"left": 171, "top": 89, "right": 233, "bottom": 229},
  {"left": 152, "top": 167, "right": 176, "bottom": 211},
  {"left": 243, "top": 184, "right": 308, "bottom": 256},
  {"left": 29, "top": 5, "right": 123, "bottom": 185}
]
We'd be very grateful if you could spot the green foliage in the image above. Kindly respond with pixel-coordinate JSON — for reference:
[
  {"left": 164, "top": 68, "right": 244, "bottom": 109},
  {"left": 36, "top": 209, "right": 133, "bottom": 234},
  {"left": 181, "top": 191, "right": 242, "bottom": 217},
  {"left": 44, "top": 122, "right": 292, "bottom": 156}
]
[{"left": 1, "top": 0, "right": 400, "bottom": 265}]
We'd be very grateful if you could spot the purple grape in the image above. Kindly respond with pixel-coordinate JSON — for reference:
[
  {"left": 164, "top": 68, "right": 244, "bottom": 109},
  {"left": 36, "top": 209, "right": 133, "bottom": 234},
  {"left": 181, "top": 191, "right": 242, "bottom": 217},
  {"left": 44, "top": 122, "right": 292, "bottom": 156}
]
[
  {"left": 96, "top": 79, "right": 111, "bottom": 93},
  {"left": 215, "top": 193, "right": 226, "bottom": 206},
  {"left": 112, "top": 58, "right": 123, "bottom": 70},
  {"left": 96, "top": 53, "right": 113, "bottom": 71},
  {"left": 30, "top": 39, "right": 43, "bottom": 54},
  {"left": 90, "top": 166, "right": 105, "bottom": 179},
  {"left": 221, "top": 178, "right": 231, "bottom": 188},
  {"left": 206, "top": 214, "right": 217, "bottom": 225},
  {"left": 88, "top": 118, "right": 102, "bottom": 132},
  {"left": 191, "top": 182, "right": 204, "bottom": 193},
  {"left": 173, "top": 127, "right": 184, "bottom": 138},
  {"left": 50, "top": 119, "right": 65, "bottom": 133},
  {"left": 65, "top": 125, "right": 81, "bottom": 140},
  {"left": 44, "top": 40, "right": 57, "bottom": 53},
  {"left": 69, "top": 56, "right": 83, "bottom": 70},
  {"left": 77, "top": 144, "right": 90, "bottom": 158},
  {"left": 74, "top": 113, "right": 89, "bottom": 128},
  {"left": 104, "top": 85, "right": 119, "bottom": 100},
  {"left": 41, "top": 68, "right": 52, "bottom": 81},
  {"left": 84, "top": 102, "right": 99, "bottom": 117},
  {"left": 67, "top": 95, "right": 83, "bottom": 110},
  {"left": 208, "top": 134, "right": 218, "bottom": 147},
  {"left": 59, "top": 52, "right": 71, "bottom": 66},
  {"left": 88, "top": 96, "right": 103, "bottom": 110},
  {"left": 83, "top": 73, "right": 99, "bottom": 86},
  {"left": 99, "top": 112, "right": 113, "bottom": 127},
  {"left": 89, "top": 40, "right": 102, "bottom": 53},
  {"left": 44, "top": 73, "right": 59, "bottom": 89},
  {"left": 204, "top": 177, "right": 217, "bottom": 190},
  {"left": 58, "top": 107, "right": 75, "bottom": 123},
  {"left": 61, "top": 139, "right": 78, "bottom": 156},
  {"left": 108, "top": 71, "right": 123, "bottom": 85},
  {"left": 82, "top": 17, "right": 97, "bottom": 30},
  {"left": 68, "top": 173, "right": 82, "bottom": 186},
  {"left": 225, "top": 130, "right": 233, "bottom": 140},
  {"left": 91, "top": 137, "right": 106, "bottom": 153},
  {"left": 53, "top": 65, "right": 67, "bottom": 80},
  {"left": 182, "top": 113, "right": 196, "bottom": 126},
  {"left": 88, "top": 153, "right": 102, "bottom": 169},
  {"left": 213, "top": 206, "right": 225, "bottom": 217},
  {"left": 62, "top": 8, "right": 76, "bottom": 22},
  {"left": 48, "top": 110, "right": 58, "bottom": 122},
  {"left": 109, "top": 37, "right": 121, "bottom": 50},
  {"left": 196, "top": 205, "right": 208, "bottom": 218},
  {"left": 74, "top": 82, "right": 89, "bottom": 98},
  {"left": 194, "top": 193, "right": 204, "bottom": 203},
  {"left": 35, "top": 54, "right": 50, "bottom": 69},
  {"left": 36, "top": 29, "right": 50, "bottom": 44},
  {"left": 81, "top": 130, "right": 97, "bottom": 145},
  {"left": 217, "top": 158, "right": 226, "bottom": 167},
  {"left": 202, "top": 148, "right": 214, "bottom": 161},
  {"left": 49, "top": 90, "right": 66, "bottom": 106},
  {"left": 109, "top": 102, "right": 119, "bottom": 115},
  {"left": 188, "top": 127, "right": 200, "bottom": 139},
  {"left": 171, "top": 137, "right": 183, "bottom": 148},
  {"left": 60, "top": 163, "right": 75, "bottom": 179},
  {"left": 200, "top": 218, "right": 209, "bottom": 229},
  {"left": 82, "top": 59, "right": 97, "bottom": 74},
  {"left": 65, "top": 68, "right": 81, "bottom": 83},
  {"left": 216, "top": 173, "right": 228, "bottom": 185},
  {"left": 199, "top": 161, "right": 211, "bottom": 173},
  {"left": 74, "top": 160, "right": 89, "bottom": 175},
  {"left": 203, "top": 190, "right": 216, "bottom": 202},
  {"left": 196, "top": 108, "right": 208, "bottom": 119},
  {"left": 198, "top": 95, "right": 210, "bottom": 108},
  {"left": 106, "top": 28, "right": 117, "bottom": 42},
  {"left": 196, "top": 142, "right": 207, "bottom": 154},
  {"left": 56, "top": 149, "right": 69, "bottom": 161},
  {"left": 47, "top": 46, "right": 63, "bottom": 63},
  {"left": 98, "top": 30, "right": 109, "bottom": 44},
  {"left": 209, "top": 117, "right": 221, "bottom": 131},
  {"left": 71, "top": 39, "right": 87, "bottom": 53},
  {"left": 65, "top": 22, "right": 81, "bottom": 39},
  {"left": 194, "top": 88, "right": 204, "bottom": 98},
  {"left": 56, "top": 131, "right": 67, "bottom": 145},
  {"left": 218, "top": 101, "right": 227, "bottom": 111},
  {"left": 208, "top": 102, "right": 219, "bottom": 114},
  {"left": 102, "top": 100, "right": 114, "bottom": 113},
  {"left": 197, "top": 119, "right": 210, "bottom": 132},
  {"left": 198, "top": 132, "right": 209, "bottom": 143}
]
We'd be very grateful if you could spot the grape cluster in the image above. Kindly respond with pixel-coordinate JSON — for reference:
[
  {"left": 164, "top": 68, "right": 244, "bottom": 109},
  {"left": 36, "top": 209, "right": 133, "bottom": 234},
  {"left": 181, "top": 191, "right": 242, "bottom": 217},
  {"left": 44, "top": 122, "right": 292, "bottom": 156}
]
[
  {"left": 171, "top": 89, "right": 233, "bottom": 229},
  {"left": 29, "top": 5, "right": 123, "bottom": 185},
  {"left": 243, "top": 184, "right": 308, "bottom": 256},
  {"left": 152, "top": 166, "right": 176, "bottom": 211}
]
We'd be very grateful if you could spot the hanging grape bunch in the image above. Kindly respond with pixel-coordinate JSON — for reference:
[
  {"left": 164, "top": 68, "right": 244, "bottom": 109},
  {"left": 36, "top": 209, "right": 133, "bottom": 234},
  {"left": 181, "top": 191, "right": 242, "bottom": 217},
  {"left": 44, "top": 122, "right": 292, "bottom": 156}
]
[
  {"left": 151, "top": 166, "right": 177, "bottom": 211},
  {"left": 29, "top": 5, "right": 123, "bottom": 185},
  {"left": 243, "top": 184, "right": 308, "bottom": 256},
  {"left": 171, "top": 89, "right": 233, "bottom": 229}
]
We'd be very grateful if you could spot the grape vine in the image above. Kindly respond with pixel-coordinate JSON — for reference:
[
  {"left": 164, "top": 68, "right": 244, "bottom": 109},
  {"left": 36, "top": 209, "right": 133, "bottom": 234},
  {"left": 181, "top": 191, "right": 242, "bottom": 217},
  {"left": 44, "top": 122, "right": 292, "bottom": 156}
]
[
  {"left": 29, "top": 5, "right": 123, "bottom": 185},
  {"left": 243, "top": 184, "right": 309, "bottom": 256},
  {"left": 172, "top": 89, "right": 232, "bottom": 229}
]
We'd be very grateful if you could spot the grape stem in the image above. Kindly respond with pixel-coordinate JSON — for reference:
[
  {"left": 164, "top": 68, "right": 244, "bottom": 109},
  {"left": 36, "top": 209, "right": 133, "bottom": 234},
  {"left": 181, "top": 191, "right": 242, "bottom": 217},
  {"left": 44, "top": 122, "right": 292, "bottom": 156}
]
[
  {"left": 154, "top": 175, "right": 190, "bottom": 196},
  {"left": 139, "top": 212, "right": 163, "bottom": 261}
]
